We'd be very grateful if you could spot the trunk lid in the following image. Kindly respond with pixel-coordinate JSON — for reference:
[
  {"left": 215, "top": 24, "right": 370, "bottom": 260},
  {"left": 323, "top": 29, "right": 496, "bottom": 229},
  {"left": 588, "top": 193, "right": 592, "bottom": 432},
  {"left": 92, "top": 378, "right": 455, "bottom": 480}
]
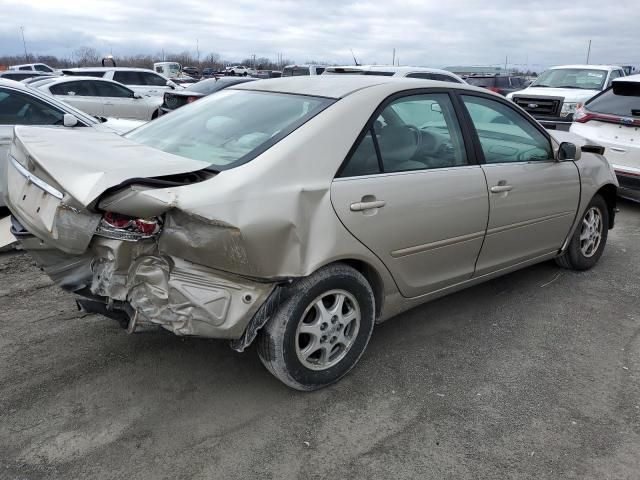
[{"left": 4, "top": 126, "right": 211, "bottom": 254}]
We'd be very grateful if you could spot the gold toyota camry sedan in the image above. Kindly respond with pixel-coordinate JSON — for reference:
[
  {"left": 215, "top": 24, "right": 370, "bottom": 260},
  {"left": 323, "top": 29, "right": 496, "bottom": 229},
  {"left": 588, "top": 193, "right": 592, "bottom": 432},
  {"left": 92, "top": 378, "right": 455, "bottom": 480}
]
[{"left": 2, "top": 75, "right": 618, "bottom": 390}]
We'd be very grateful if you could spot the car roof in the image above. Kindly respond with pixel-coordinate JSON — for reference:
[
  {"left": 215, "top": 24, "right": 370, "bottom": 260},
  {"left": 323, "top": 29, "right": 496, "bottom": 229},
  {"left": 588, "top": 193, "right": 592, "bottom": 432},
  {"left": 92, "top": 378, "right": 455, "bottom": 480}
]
[
  {"left": 45, "top": 76, "right": 124, "bottom": 84},
  {"left": 231, "top": 75, "right": 479, "bottom": 99},
  {"left": 549, "top": 64, "right": 622, "bottom": 71},
  {"left": 327, "top": 65, "right": 457, "bottom": 74},
  {"left": 613, "top": 73, "right": 640, "bottom": 83},
  {"left": 62, "top": 67, "right": 157, "bottom": 73}
]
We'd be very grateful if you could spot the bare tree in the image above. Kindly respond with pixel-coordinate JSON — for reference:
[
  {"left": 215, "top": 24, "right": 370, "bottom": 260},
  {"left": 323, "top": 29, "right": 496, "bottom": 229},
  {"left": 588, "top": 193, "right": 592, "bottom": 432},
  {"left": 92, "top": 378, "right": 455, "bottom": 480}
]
[{"left": 73, "top": 46, "right": 100, "bottom": 66}]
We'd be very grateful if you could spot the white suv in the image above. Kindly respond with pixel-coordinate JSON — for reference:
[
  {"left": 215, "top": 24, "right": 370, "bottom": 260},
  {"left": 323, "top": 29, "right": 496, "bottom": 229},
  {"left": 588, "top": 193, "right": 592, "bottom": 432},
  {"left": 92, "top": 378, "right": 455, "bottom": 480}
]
[
  {"left": 507, "top": 64, "right": 626, "bottom": 130},
  {"left": 61, "top": 67, "right": 177, "bottom": 97},
  {"left": 323, "top": 65, "right": 465, "bottom": 83},
  {"left": 225, "top": 66, "right": 257, "bottom": 76},
  {"left": 9, "top": 63, "right": 59, "bottom": 75}
]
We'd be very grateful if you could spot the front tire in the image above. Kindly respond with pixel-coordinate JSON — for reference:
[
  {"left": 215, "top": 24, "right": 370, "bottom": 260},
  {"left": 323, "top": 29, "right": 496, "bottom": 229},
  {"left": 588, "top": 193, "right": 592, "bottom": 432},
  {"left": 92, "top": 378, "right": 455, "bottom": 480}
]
[
  {"left": 556, "top": 194, "right": 609, "bottom": 270},
  {"left": 257, "top": 264, "right": 375, "bottom": 391}
]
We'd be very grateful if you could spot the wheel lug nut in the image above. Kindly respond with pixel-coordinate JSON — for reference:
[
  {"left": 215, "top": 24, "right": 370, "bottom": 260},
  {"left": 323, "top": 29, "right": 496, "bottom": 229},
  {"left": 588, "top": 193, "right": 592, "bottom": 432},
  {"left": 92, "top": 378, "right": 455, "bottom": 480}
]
[
  {"left": 331, "top": 316, "right": 337, "bottom": 324},
  {"left": 321, "top": 323, "right": 327, "bottom": 330},
  {"left": 321, "top": 335, "right": 327, "bottom": 343}
]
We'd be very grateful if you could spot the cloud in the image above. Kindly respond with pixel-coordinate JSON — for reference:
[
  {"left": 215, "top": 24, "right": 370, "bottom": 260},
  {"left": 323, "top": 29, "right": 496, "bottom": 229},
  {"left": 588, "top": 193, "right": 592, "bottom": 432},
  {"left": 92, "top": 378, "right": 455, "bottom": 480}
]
[{"left": 0, "top": 0, "right": 637, "bottom": 69}]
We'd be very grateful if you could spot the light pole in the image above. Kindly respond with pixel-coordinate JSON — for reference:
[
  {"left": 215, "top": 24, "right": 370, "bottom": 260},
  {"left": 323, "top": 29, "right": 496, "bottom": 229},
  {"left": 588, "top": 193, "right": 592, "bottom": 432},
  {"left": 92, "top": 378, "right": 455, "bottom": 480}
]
[{"left": 20, "top": 26, "right": 28, "bottom": 62}]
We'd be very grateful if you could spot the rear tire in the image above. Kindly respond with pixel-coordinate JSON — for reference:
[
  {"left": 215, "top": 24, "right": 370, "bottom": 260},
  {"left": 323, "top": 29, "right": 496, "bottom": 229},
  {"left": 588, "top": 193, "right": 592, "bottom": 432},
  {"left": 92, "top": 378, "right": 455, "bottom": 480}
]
[
  {"left": 555, "top": 194, "right": 608, "bottom": 270},
  {"left": 257, "top": 264, "right": 375, "bottom": 391}
]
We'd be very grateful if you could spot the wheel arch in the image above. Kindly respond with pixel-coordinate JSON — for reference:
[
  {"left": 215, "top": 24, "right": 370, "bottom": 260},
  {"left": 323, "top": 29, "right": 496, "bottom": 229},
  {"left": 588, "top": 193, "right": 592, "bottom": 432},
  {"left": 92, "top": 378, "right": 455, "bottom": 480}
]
[
  {"left": 596, "top": 183, "right": 617, "bottom": 229},
  {"left": 337, "top": 258, "right": 385, "bottom": 319}
]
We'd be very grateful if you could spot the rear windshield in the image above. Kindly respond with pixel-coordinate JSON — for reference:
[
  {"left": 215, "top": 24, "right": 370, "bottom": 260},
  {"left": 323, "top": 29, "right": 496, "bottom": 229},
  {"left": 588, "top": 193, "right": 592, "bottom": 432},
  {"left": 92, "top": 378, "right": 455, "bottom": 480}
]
[
  {"left": 587, "top": 83, "right": 640, "bottom": 116},
  {"left": 126, "top": 90, "right": 332, "bottom": 169},
  {"left": 282, "top": 67, "right": 310, "bottom": 77}
]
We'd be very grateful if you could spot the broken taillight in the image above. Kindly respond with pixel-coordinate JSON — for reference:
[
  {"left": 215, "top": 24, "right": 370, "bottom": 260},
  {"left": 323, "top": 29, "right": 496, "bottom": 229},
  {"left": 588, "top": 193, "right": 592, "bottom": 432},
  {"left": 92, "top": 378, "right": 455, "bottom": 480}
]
[{"left": 96, "top": 212, "right": 162, "bottom": 241}]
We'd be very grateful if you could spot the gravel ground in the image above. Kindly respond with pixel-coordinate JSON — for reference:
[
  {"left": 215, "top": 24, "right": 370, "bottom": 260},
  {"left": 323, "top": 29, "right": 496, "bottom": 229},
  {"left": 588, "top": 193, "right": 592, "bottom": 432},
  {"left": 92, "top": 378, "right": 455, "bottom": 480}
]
[{"left": 1, "top": 200, "right": 639, "bottom": 480}]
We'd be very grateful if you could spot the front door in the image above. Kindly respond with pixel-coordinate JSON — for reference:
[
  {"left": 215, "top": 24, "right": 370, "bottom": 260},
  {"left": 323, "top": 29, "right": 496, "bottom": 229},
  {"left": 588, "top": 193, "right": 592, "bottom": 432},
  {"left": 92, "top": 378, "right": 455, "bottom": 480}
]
[
  {"left": 93, "top": 81, "right": 144, "bottom": 120},
  {"left": 459, "top": 94, "right": 580, "bottom": 274},
  {"left": 331, "top": 92, "right": 489, "bottom": 298}
]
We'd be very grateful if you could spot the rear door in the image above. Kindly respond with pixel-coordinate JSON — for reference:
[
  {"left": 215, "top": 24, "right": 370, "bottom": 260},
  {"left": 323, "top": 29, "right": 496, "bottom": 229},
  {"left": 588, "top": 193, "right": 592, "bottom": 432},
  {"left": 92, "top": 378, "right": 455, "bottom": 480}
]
[
  {"left": 331, "top": 91, "right": 489, "bottom": 298},
  {"left": 458, "top": 93, "right": 580, "bottom": 275}
]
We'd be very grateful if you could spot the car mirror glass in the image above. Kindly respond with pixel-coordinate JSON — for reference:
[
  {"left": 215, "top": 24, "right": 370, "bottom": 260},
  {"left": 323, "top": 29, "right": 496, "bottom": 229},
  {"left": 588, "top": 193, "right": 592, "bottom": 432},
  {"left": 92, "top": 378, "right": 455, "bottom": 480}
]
[{"left": 557, "top": 141, "right": 578, "bottom": 161}]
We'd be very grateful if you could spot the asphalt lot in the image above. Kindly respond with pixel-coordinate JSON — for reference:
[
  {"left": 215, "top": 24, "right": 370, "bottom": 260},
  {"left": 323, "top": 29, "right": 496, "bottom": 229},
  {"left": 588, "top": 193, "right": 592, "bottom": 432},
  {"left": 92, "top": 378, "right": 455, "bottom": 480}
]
[{"left": 1, "top": 200, "right": 639, "bottom": 480}]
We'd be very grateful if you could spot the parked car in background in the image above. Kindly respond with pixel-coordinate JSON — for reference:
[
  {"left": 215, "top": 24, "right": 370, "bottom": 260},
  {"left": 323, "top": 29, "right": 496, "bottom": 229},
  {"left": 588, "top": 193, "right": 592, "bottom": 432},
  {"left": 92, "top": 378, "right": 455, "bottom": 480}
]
[
  {"left": 2, "top": 76, "right": 617, "bottom": 390},
  {"left": 464, "top": 74, "right": 527, "bottom": 96},
  {"left": 38, "top": 76, "right": 163, "bottom": 120},
  {"left": 0, "top": 79, "right": 142, "bottom": 207},
  {"left": 182, "top": 67, "right": 200, "bottom": 78},
  {"left": 62, "top": 67, "right": 179, "bottom": 97},
  {"left": 323, "top": 65, "right": 466, "bottom": 83},
  {"left": 9, "top": 63, "right": 58, "bottom": 74},
  {"left": 508, "top": 65, "right": 626, "bottom": 130},
  {"left": 201, "top": 67, "right": 219, "bottom": 78},
  {"left": 0, "top": 71, "right": 49, "bottom": 82},
  {"left": 255, "top": 70, "right": 282, "bottom": 79},
  {"left": 160, "top": 76, "right": 257, "bottom": 114},
  {"left": 225, "top": 65, "right": 257, "bottom": 76},
  {"left": 282, "top": 64, "right": 326, "bottom": 76},
  {"left": 571, "top": 74, "right": 640, "bottom": 201}
]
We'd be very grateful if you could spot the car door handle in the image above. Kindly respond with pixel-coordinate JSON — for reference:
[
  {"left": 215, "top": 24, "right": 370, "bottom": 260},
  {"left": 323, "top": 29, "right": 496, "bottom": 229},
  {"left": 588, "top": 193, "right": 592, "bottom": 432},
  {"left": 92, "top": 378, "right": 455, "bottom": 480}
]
[
  {"left": 350, "top": 200, "right": 386, "bottom": 211},
  {"left": 610, "top": 147, "right": 626, "bottom": 153},
  {"left": 490, "top": 185, "right": 513, "bottom": 193},
  {"left": 104, "top": 102, "right": 114, "bottom": 105}
]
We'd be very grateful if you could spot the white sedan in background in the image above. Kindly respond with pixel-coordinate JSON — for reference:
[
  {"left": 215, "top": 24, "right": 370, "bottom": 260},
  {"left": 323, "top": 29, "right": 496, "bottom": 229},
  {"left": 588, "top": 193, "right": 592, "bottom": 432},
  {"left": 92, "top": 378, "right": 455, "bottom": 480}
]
[
  {"left": 571, "top": 74, "right": 640, "bottom": 201},
  {"left": 0, "top": 78, "right": 143, "bottom": 208},
  {"left": 37, "top": 77, "right": 163, "bottom": 121}
]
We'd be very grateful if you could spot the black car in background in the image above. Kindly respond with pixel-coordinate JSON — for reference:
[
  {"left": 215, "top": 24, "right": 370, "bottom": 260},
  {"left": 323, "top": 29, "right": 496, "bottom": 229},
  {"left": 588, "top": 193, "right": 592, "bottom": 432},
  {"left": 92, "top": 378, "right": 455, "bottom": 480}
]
[
  {"left": 464, "top": 75, "right": 528, "bottom": 96},
  {"left": 160, "top": 76, "right": 258, "bottom": 113}
]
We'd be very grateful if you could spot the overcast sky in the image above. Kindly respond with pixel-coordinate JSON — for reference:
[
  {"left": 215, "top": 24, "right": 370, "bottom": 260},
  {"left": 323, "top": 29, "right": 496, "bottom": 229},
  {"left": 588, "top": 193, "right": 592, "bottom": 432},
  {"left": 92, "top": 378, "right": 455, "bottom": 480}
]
[{"left": 0, "top": 0, "right": 638, "bottom": 70}]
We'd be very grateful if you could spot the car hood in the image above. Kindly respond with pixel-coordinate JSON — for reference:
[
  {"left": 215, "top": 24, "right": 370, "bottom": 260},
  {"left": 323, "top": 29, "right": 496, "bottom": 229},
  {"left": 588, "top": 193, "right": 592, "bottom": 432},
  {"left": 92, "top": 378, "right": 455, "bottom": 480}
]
[
  {"left": 9, "top": 125, "right": 211, "bottom": 207},
  {"left": 98, "top": 117, "right": 147, "bottom": 134},
  {"left": 509, "top": 87, "right": 600, "bottom": 103}
]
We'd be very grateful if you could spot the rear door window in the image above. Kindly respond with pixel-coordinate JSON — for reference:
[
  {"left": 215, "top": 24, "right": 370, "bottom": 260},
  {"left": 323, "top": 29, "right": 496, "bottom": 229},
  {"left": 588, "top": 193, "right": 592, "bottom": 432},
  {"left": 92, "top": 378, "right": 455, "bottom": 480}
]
[
  {"left": 139, "top": 72, "right": 167, "bottom": 86},
  {"left": 93, "top": 81, "right": 134, "bottom": 98},
  {"left": 340, "top": 93, "right": 468, "bottom": 176},
  {"left": 113, "top": 71, "right": 143, "bottom": 85},
  {"left": 50, "top": 81, "right": 96, "bottom": 96}
]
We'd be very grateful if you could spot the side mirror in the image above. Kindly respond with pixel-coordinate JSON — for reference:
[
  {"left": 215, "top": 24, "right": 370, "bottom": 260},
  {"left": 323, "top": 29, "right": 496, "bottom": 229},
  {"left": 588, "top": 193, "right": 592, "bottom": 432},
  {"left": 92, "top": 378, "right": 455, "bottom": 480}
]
[
  {"left": 63, "top": 113, "right": 78, "bottom": 127},
  {"left": 431, "top": 103, "right": 442, "bottom": 113},
  {"left": 166, "top": 80, "right": 177, "bottom": 90},
  {"left": 557, "top": 142, "right": 578, "bottom": 161},
  {"left": 133, "top": 92, "right": 143, "bottom": 99}
]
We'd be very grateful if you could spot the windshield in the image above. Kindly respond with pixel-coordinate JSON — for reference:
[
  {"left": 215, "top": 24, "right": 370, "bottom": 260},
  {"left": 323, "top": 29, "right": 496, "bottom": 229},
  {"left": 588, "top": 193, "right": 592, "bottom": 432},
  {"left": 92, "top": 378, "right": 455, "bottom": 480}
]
[
  {"left": 126, "top": 89, "right": 332, "bottom": 169},
  {"left": 185, "top": 78, "right": 254, "bottom": 94},
  {"left": 531, "top": 68, "right": 607, "bottom": 90}
]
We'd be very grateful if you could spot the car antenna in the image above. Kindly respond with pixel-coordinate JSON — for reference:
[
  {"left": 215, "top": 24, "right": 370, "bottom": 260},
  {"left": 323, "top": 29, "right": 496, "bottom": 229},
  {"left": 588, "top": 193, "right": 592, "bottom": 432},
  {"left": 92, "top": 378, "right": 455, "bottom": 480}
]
[{"left": 350, "top": 49, "right": 360, "bottom": 66}]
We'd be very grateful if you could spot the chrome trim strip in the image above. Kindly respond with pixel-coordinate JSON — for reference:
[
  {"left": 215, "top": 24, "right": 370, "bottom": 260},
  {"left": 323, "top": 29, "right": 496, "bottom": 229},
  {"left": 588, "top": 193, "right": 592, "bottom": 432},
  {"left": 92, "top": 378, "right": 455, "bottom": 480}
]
[
  {"left": 10, "top": 156, "right": 63, "bottom": 200},
  {"left": 486, "top": 211, "right": 574, "bottom": 236},
  {"left": 391, "top": 230, "right": 485, "bottom": 258}
]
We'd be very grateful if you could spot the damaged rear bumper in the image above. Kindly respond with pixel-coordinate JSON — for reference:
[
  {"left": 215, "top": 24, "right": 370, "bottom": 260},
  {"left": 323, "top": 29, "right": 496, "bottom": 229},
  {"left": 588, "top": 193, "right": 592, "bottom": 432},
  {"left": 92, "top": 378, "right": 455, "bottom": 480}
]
[{"left": 18, "top": 231, "right": 275, "bottom": 339}]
